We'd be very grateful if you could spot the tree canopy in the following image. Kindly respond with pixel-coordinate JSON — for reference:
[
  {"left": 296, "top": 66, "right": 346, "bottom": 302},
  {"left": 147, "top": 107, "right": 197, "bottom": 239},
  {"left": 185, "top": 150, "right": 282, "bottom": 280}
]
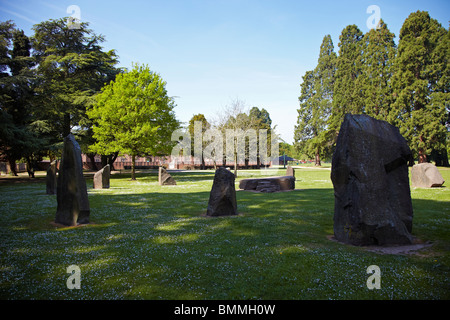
[
  {"left": 295, "top": 35, "right": 336, "bottom": 166},
  {"left": 295, "top": 11, "right": 449, "bottom": 165},
  {"left": 390, "top": 11, "right": 449, "bottom": 163},
  {"left": 87, "top": 63, "right": 180, "bottom": 180}
]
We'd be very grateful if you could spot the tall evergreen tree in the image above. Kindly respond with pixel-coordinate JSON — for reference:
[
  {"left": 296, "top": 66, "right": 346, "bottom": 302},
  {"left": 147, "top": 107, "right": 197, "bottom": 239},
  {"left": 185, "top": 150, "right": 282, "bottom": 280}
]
[
  {"left": 295, "top": 35, "right": 336, "bottom": 165},
  {"left": 360, "top": 19, "right": 396, "bottom": 120},
  {"left": 32, "top": 18, "right": 119, "bottom": 146},
  {"left": 294, "top": 70, "right": 317, "bottom": 160},
  {"left": 430, "top": 24, "right": 450, "bottom": 166},
  {"left": 390, "top": 11, "right": 448, "bottom": 163},
  {"left": 0, "top": 21, "right": 41, "bottom": 176},
  {"left": 329, "top": 25, "right": 364, "bottom": 136}
]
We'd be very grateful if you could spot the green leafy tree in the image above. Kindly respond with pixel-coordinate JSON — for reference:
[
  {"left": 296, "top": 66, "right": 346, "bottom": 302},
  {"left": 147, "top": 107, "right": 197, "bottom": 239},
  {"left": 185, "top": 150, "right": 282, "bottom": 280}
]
[
  {"left": 87, "top": 64, "right": 180, "bottom": 180},
  {"left": 329, "top": 25, "right": 364, "bottom": 136},
  {"left": 279, "top": 141, "right": 296, "bottom": 159},
  {"left": 390, "top": 11, "right": 449, "bottom": 163},
  {"left": 360, "top": 19, "right": 397, "bottom": 120}
]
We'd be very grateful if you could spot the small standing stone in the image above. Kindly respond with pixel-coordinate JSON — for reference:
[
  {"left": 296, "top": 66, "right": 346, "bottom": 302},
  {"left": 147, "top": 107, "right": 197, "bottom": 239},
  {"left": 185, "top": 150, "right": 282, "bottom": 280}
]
[
  {"left": 206, "top": 167, "right": 237, "bottom": 216},
  {"left": 55, "top": 134, "right": 90, "bottom": 226},
  {"left": 159, "top": 167, "right": 176, "bottom": 185},
  {"left": 411, "top": 163, "right": 445, "bottom": 188},
  {"left": 46, "top": 160, "right": 58, "bottom": 195},
  {"left": 286, "top": 165, "right": 295, "bottom": 179},
  {"left": 93, "top": 164, "right": 110, "bottom": 189}
]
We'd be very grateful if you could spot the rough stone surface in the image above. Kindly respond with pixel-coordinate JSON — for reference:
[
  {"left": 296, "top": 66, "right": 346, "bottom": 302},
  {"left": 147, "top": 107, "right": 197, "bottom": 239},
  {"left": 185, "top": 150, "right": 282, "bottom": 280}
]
[
  {"left": 46, "top": 160, "right": 58, "bottom": 195},
  {"left": 331, "top": 114, "right": 414, "bottom": 246},
  {"left": 286, "top": 165, "right": 295, "bottom": 178},
  {"left": 411, "top": 163, "right": 445, "bottom": 188},
  {"left": 159, "top": 167, "right": 177, "bottom": 185},
  {"left": 206, "top": 167, "right": 237, "bottom": 216},
  {"left": 93, "top": 164, "right": 110, "bottom": 189},
  {"left": 55, "top": 134, "right": 90, "bottom": 226},
  {"left": 239, "top": 176, "right": 295, "bottom": 193}
]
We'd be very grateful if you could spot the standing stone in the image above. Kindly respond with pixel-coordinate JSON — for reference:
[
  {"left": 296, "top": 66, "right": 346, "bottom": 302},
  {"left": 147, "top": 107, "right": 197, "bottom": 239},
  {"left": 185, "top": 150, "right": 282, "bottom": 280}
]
[
  {"left": 93, "top": 164, "right": 110, "bottom": 189},
  {"left": 286, "top": 165, "right": 295, "bottom": 179},
  {"left": 55, "top": 134, "right": 90, "bottom": 226},
  {"left": 206, "top": 167, "right": 237, "bottom": 216},
  {"left": 158, "top": 167, "right": 176, "bottom": 185},
  {"left": 411, "top": 163, "right": 445, "bottom": 188},
  {"left": 331, "top": 114, "right": 414, "bottom": 246},
  {"left": 46, "top": 160, "right": 58, "bottom": 195}
]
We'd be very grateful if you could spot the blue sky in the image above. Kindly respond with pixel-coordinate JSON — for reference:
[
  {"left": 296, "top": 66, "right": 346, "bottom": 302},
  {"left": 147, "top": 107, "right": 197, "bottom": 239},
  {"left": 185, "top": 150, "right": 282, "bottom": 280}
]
[{"left": 1, "top": 0, "right": 449, "bottom": 143}]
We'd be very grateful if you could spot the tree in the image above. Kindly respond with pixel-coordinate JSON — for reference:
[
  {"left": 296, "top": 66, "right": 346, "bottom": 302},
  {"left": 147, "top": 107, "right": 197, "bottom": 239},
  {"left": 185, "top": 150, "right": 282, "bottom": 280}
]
[
  {"left": 295, "top": 35, "right": 336, "bottom": 166},
  {"left": 432, "top": 27, "right": 450, "bottom": 166},
  {"left": 279, "top": 141, "right": 296, "bottom": 159},
  {"left": 360, "top": 19, "right": 397, "bottom": 120},
  {"left": 390, "top": 11, "right": 449, "bottom": 163},
  {"left": 249, "top": 106, "right": 272, "bottom": 131},
  {"left": 295, "top": 70, "right": 316, "bottom": 161},
  {"left": 87, "top": 64, "right": 180, "bottom": 180},
  {"left": 32, "top": 18, "right": 119, "bottom": 147},
  {"left": 188, "top": 113, "right": 211, "bottom": 169},
  {"left": 213, "top": 98, "right": 265, "bottom": 176},
  {"left": 249, "top": 106, "right": 272, "bottom": 167},
  {"left": 0, "top": 21, "right": 41, "bottom": 176},
  {"left": 329, "top": 25, "right": 364, "bottom": 136}
]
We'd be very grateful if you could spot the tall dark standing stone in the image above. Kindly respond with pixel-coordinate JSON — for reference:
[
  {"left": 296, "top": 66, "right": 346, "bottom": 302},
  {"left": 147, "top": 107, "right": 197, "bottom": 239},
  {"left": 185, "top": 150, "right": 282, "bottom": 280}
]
[
  {"left": 46, "top": 160, "right": 58, "bottom": 195},
  {"left": 55, "top": 134, "right": 90, "bottom": 226},
  {"left": 158, "top": 167, "right": 176, "bottom": 185},
  {"left": 206, "top": 167, "right": 238, "bottom": 216},
  {"left": 93, "top": 164, "right": 110, "bottom": 189},
  {"left": 331, "top": 114, "right": 414, "bottom": 246}
]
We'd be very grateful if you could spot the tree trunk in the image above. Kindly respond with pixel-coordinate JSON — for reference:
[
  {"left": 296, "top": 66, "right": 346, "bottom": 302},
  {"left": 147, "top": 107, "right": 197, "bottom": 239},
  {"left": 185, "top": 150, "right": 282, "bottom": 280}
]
[
  {"left": 315, "top": 149, "right": 321, "bottom": 166},
  {"left": 234, "top": 152, "right": 238, "bottom": 177},
  {"left": 25, "top": 157, "right": 35, "bottom": 178},
  {"left": 101, "top": 152, "right": 119, "bottom": 171},
  {"left": 131, "top": 154, "right": 136, "bottom": 180},
  {"left": 7, "top": 157, "right": 18, "bottom": 176},
  {"left": 418, "top": 149, "right": 427, "bottom": 164},
  {"left": 86, "top": 153, "right": 97, "bottom": 170},
  {"left": 110, "top": 152, "right": 119, "bottom": 170}
]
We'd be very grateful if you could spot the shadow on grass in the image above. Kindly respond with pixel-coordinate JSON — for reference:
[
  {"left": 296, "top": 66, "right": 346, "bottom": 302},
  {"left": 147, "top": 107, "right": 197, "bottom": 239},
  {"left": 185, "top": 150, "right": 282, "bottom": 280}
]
[{"left": 1, "top": 171, "right": 449, "bottom": 299}]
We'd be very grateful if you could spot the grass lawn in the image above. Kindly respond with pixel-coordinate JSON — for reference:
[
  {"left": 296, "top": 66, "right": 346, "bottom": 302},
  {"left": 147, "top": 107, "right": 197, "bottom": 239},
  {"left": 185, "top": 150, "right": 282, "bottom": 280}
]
[{"left": 0, "top": 166, "right": 449, "bottom": 300}]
